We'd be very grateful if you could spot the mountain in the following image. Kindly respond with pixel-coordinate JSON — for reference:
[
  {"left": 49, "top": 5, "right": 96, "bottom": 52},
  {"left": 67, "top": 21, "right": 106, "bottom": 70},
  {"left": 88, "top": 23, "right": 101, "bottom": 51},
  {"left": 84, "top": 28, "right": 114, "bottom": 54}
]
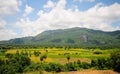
[{"left": 0, "top": 27, "right": 120, "bottom": 48}]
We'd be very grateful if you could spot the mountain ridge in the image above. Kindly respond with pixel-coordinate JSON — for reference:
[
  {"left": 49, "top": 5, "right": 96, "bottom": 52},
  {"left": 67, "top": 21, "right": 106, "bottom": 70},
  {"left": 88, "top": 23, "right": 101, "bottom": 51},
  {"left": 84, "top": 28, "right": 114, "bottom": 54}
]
[{"left": 0, "top": 27, "right": 120, "bottom": 48}]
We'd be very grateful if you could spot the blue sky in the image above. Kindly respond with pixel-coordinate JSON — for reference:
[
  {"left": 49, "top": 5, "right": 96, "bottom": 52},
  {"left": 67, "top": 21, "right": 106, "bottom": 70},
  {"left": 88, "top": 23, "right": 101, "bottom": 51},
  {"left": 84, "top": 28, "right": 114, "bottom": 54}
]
[{"left": 0, "top": 0, "right": 120, "bottom": 40}]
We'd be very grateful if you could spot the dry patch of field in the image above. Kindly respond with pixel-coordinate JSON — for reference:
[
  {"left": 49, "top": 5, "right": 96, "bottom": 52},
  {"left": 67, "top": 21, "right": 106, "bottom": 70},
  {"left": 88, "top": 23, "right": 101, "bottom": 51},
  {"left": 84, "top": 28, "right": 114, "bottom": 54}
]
[
  {"left": 30, "top": 57, "right": 91, "bottom": 63},
  {"left": 54, "top": 58, "right": 91, "bottom": 64},
  {"left": 30, "top": 56, "right": 53, "bottom": 63},
  {"left": 60, "top": 70, "right": 119, "bottom": 74},
  {"left": 24, "top": 70, "right": 119, "bottom": 74},
  {"left": 30, "top": 56, "right": 40, "bottom": 63}
]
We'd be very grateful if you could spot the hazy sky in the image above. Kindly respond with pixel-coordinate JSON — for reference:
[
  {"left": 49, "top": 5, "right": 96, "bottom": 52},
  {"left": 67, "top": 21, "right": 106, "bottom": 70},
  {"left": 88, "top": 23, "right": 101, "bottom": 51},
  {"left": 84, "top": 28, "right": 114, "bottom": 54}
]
[{"left": 0, "top": 0, "right": 120, "bottom": 40}]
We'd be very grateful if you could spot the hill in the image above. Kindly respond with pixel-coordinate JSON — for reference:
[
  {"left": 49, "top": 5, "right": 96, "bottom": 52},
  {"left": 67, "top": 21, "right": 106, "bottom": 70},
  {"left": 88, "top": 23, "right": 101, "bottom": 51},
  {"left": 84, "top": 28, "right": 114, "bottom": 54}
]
[{"left": 0, "top": 27, "right": 120, "bottom": 48}]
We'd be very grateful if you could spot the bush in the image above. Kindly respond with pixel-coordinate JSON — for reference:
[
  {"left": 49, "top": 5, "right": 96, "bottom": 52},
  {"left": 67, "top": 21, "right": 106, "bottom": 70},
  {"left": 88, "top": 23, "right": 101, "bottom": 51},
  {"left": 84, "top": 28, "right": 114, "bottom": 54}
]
[
  {"left": 34, "top": 51, "right": 41, "bottom": 56},
  {"left": 0, "top": 55, "right": 31, "bottom": 73},
  {"left": 44, "top": 63, "right": 63, "bottom": 72},
  {"left": 93, "top": 51, "right": 102, "bottom": 54},
  {"left": 91, "top": 59, "right": 97, "bottom": 67},
  {"left": 65, "top": 62, "right": 77, "bottom": 71},
  {"left": 81, "top": 62, "right": 91, "bottom": 69},
  {"left": 110, "top": 50, "right": 120, "bottom": 72}
]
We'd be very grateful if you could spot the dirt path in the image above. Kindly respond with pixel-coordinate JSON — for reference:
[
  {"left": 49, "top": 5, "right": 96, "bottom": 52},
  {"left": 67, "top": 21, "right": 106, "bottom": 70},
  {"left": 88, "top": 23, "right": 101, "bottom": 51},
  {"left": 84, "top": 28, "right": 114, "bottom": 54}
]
[
  {"left": 59, "top": 70, "right": 119, "bottom": 74},
  {"left": 25, "top": 70, "right": 119, "bottom": 74}
]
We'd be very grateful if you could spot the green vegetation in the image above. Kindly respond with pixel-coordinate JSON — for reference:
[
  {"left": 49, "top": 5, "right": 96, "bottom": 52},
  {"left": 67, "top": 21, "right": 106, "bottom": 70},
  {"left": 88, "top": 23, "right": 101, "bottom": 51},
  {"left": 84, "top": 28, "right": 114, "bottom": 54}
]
[
  {"left": 110, "top": 50, "right": 120, "bottom": 72},
  {"left": 0, "top": 27, "right": 120, "bottom": 48},
  {"left": 0, "top": 48, "right": 120, "bottom": 73},
  {"left": 0, "top": 54, "right": 30, "bottom": 74}
]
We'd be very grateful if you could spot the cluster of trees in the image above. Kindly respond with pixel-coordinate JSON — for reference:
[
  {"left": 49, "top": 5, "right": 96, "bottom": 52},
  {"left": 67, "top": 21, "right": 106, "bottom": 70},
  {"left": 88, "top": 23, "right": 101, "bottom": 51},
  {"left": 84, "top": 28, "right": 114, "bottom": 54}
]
[
  {"left": 0, "top": 54, "right": 30, "bottom": 74},
  {"left": 91, "top": 50, "right": 120, "bottom": 72},
  {"left": 24, "top": 60, "right": 91, "bottom": 73},
  {"left": 34, "top": 51, "right": 41, "bottom": 56},
  {"left": 40, "top": 54, "right": 47, "bottom": 62}
]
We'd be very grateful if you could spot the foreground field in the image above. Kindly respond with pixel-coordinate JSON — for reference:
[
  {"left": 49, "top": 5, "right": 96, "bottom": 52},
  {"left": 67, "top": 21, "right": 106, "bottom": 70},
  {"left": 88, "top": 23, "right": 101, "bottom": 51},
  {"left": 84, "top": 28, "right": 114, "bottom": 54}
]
[
  {"left": 4, "top": 48, "right": 112, "bottom": 63},
  {"left": 25, "top": 70, "right": 118, "bottom": 74},
  {"left": 0, "top": 48, "right": 120, "bottom": 74}
]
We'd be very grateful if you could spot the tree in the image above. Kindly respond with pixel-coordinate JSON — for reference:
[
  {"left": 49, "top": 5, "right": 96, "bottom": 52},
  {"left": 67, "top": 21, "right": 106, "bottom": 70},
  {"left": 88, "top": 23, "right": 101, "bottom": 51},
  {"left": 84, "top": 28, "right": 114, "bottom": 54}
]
[
  {"left": 97, "top": 58, "right": 104, "bottom": 69},
  {"left": 65, "top": 62, "right": 77, "bottom": 71},
  {"left": 77, "top": 59, "right": 81, "bottom": 65},
  {"left": 16, "top": 50, "right": 19, "bottom": 55},
  {"left": 5, "top": 53, "right": 13, "bottom": 58},
  {"left": 91, "top": 59, "right": 97, "bottom": 67},
  {"left": 66, "top": 55, "right": 70, "bottom": 63},
  {"left": 40, "top": 56, "right": 44, "bottom": 62},
  {"left": 34, "top": 51, "right": 41, "bottom": 56},
  {"left": 43, "top": 54, "right": 47, "bottom": 59},
  {"left": 1, "top": 55, "right": 31, "bottom": 73},
  {"left": 81, "top": 62, "right": 91, "bottom": 69}
]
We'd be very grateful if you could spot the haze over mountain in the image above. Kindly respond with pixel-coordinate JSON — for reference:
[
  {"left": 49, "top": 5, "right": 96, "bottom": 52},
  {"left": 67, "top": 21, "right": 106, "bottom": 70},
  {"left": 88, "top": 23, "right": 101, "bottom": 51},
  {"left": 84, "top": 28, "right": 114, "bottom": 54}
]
[{"left": 0, "top": 27, "right": 120, "bottom": 47}]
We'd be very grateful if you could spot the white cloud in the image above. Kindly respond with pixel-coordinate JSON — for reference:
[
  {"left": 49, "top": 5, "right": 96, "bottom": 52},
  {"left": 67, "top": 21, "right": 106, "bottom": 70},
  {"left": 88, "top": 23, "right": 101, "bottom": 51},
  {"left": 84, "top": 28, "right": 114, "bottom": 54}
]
[
  {"left": 0, "top": 0, "right": 22, "bottom": 40},
  {"left": 43, "top": 0, "right": 55, "bottom": 8},
  {"left": 14, "top": 1, "right": 120, "bottom": 39},
  {"left": 0, "top": 29, "right": 19, "bottom": 40},
  {"left": 0, "top": 19, "right": 20, "bottom": 40},
  {"left": 23, "top": 5, "right": 34, "bottom": 16},
  {"left": 74, "top": 0, "right": 95, "bottom": 2},
  {"left": 15, "top": 18, "right": 48, "bottom": 36},
  {"left": 0, "top": 20, "right": 6, "bottom": 29},
  {"left": 0, "top": 0, "right": 21, "bottom": 17}
]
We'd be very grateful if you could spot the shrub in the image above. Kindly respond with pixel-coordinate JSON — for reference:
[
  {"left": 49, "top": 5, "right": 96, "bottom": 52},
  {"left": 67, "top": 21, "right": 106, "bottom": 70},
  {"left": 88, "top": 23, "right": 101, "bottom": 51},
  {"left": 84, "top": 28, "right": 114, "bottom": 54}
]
[
  {"left": 91, "top": 59, "right": 97, "bottom": 67},
  {"left": 81, "top": 62, "right": 91, "bottom": 69},
  {"left": 65, "top": 62, "right": 77, "bottom": 71},
  {"left": 44, "top": 63, "right": 63, "bottom": 72},
  {"left": 110, "top": 50, "right": 120, "bottom": 72},
  {"left": 93, "top": 51, "right": 102, "bottom": 54}
]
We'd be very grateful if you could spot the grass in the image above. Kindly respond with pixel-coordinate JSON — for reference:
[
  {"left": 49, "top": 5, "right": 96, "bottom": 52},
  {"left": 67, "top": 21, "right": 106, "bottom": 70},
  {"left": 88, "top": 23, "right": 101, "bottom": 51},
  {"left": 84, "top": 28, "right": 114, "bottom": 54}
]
[{"left": 1, "top": 48, "right": 112, "bottom": 63}]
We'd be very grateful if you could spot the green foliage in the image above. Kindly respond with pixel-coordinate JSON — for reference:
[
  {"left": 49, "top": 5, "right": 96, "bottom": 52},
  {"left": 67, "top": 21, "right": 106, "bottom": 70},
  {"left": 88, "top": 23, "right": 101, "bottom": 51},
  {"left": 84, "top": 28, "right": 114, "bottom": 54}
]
[
  {"left": 110, "top": 50, "right": 120, "bottom": 72},
  {"left": 16, "top": 50, "right": 19, "bottom": 55},
  {"left": 24, "top": 63, "right": 43, "bottom": 72},
  {"left": 0, "top": 48, "right": 120, "bottom": 73},
  {"left": 91, "top": 59, "right": 97, "bottom": 67},
  {"left": 93, "top": 51, "right": 102, "bottom": 54},
  {"left": 66, "top": 39, "right": 75, "bottom": 43},
  {"left": 5, "top": 53, "right": 13, "bottom": 58},
  {"left": 51, "top": 39, "right": 61, "bottom": 43},
  {"left": 77, "top": 59, "right": 81, "bottom": 65},
  {"left": 91, "top": 58, "right": 112, "bottom": 70},
  {"left": 97, "top": 58, "right": 105, "bottom": 69},
  {"left": 0, "top": 54, "right": 31, "bottom": 73},
  {"left": 65, "top": 62, "right": 77, "bottom": 71},
  {"left": 1, "top": 27, "right": 120, "bottom": 48},
  {"left": 34, "top": 51, "right": 41, "bottom": 56},
  {"left": 81, "top": 62, "right": 91, "bottom": 69},
  {"left": 40, "top": 54, "right": 47, "bottom": 62},
  {"left": 45, "top": 63, "right": 63, "bottom": 72},
  {"left": 66, "top": 55, "right": 70, "bottom": 62}
]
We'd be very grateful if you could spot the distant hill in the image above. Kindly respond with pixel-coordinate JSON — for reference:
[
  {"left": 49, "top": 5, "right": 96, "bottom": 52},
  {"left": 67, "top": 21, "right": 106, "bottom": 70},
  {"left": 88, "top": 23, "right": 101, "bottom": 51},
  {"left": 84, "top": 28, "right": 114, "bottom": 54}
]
[{"left": 0, "top": 27, "right": 120, "bottom": 48}]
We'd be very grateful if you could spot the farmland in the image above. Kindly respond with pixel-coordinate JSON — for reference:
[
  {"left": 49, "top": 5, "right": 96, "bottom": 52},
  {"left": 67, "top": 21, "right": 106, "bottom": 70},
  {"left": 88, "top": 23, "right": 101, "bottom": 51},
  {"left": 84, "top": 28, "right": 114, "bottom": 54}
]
[
  {"left": 1, "top": 48, "right": 111, "bottom": 63},
  {"left": 0, "top": 48, "right": 120, "bottom": 74}
]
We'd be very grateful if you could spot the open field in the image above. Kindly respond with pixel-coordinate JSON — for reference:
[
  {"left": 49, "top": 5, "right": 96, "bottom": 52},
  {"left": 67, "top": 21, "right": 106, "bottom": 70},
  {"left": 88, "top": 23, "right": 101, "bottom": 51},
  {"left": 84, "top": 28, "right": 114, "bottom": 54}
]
[{"left": 0, "top": 48, "right": 112, "bottom": 63}]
